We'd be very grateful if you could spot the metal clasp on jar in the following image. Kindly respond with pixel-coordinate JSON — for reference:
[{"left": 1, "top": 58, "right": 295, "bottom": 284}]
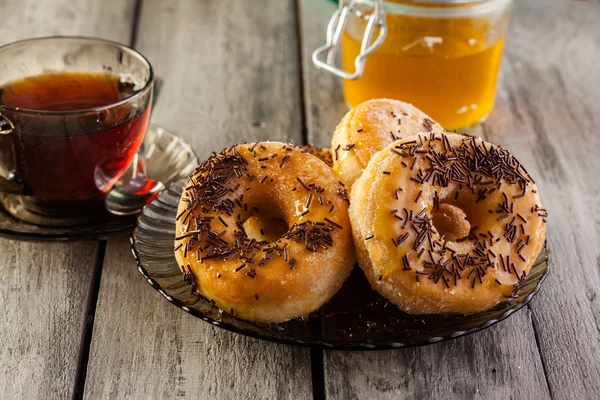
[{"left": 312, "top": 0, "right": 387, "bottom": 80}]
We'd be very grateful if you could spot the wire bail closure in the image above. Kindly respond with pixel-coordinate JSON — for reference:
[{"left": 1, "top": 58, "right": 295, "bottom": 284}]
[{"left": 312, "top": 0, "right": 387, "bottom": 80}]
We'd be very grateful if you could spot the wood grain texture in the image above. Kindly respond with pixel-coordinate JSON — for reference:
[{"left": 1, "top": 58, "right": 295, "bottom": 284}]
[
  {"left": 84, "top": 1, "right": 312, "bottom": 399},
  {"left": 137, "top": 0, "right": 303, "bottom": 155},
  {"left": 85, "top": 237, "right": 311, "bottom": 399},
  {"left": 298, "top": 0, "right": 348, "bottom": 149},
  {"left": 324, "top": 310, "right": 548, "bottom": 400},
  {"left": 483, "top": 0, "right": 600, "bottom": 397},
  {"left": 0, "top": 0, "right": 136, "bottom": 42},
  {"left": 0, "top": 1, "right": 135, "bottom": 399},
  {"left": 299, "top": 0, "right": 551, "bottom": 398},
  {"left": 0, "top": 239, "right": 99, "bottom": 399}
]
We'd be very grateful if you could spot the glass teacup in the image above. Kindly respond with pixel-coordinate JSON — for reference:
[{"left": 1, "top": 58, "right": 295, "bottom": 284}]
[{"left": 0, "top": 36, "right": 153, "bottom": 226}]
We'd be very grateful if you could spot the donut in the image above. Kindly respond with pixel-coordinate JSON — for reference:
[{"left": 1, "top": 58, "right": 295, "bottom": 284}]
[
  {"left": 243, "top": 145, "right": 333, "bottom": 242},
  {"left": 174, "top": 141, "right": 354, "bottom": 323},
  {"left": 299, "top": 145, "right": 333, "bottom": 167},
  {"left": 331, "top": 99, "right": 444, "bottom": 187},
  {"left": 349, "top": 132, "right": 547, "bottom": 314}
]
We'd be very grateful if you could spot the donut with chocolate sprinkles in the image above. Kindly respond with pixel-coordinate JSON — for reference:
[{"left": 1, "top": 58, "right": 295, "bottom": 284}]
[
  {"left": 349, "top": 132, "right": 546, "bottom": 314},
  {"left": 299, "top": 145, "right": 333, "bottom": 167},
  {"left": 175, "top": 142, "right": 354, "bottom": 323},
  {"left": 331, "top": 99, "right": 444, "bottom": 187}
]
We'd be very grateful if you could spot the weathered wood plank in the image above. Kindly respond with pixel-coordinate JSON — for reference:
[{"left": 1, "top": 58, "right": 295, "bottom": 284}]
[
  {"left": 140, "top": 0, "right": 303, "bottom": 153},
  {"left": 0, "top": 0, "right": 136, "bottom": 42},
  {"left": 484, "top": 0, "right": 600, "bottom": 397},
  {"left": 85, "top": 237, "right": 312, "bottom": 399},
  {"left": 84, "top": 1, "right": 313, "bottom": 399},
  {"left": 298, "top": 0, "right": 347, "bottom": 149},
  {"left": 0, "top": 239, "right": 99, "bottom": 399},
  {"left": 299, "top": 0, "right": 551, "bottom": 398},
  {"left": 324, "top": 311, "right": 548, "bottom": 400},
  {"left": 0, "top": 1, "right": 136, "bottom": 399}
]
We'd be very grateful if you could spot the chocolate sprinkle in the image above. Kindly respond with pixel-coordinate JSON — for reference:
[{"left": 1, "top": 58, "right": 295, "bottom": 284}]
[
  {"left": 402, "top": 254, "right": 410, "bottom": 270},
  {"left": 296, "top": 177, "right": 310, "bottom": 191},
  {"left": 305, "top": 193, "right": 313, "bottom": 209},
  {"left": 235, "top": 264, "right": 247, "bottom": 272},
  {"left": 324, "top": 217, "right": 343, "bottom": 229},
  {"left": 279, "top": 155, "right": 291, "bottom": 168},
  {"left": 415, "top": 190, "right": 422, "bottom": 203}
]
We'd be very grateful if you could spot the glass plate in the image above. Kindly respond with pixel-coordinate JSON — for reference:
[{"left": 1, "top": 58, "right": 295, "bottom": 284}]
[
  {"left": 0, "top": 125, "right": 198, "bottom": 240},
  {"left": 132, "top": 181, "right": 550, "bottom": 350}
]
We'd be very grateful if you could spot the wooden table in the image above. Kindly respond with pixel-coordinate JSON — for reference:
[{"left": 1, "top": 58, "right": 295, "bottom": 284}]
[{"left": 1, "top": 0, "right": 599, "bottom": 399}]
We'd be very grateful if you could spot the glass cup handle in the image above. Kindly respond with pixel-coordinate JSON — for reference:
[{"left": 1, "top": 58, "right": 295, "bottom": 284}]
[
  {"left": 0, "top": 112, "right": 14, "bottom": 135},
  {"left": 312, "top": 0, "right": 387, "bottom": 80},
  {"left": 0, "top": 112, "right": 25, "bottom": 193}
]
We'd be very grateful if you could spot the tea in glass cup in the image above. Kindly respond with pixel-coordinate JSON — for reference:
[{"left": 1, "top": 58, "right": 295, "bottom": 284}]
[{"left": 0, "top": 37, "right": 153, "bottom": 226}]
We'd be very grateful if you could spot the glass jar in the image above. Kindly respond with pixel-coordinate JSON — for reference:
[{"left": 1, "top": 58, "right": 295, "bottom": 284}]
[{"left": 318, "top": 0, "right": 512, "bottom": 130}]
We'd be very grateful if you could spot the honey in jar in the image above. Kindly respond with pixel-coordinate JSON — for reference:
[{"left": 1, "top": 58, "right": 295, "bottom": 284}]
[{"left": 340, "top": 0, "right": 512, "bottom": 129}]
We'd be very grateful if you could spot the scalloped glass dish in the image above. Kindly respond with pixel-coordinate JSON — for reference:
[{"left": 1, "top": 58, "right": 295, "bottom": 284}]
[
  {"left": 132, "top": 181, "right": 549, "bottom": 350},
  {"left": 0, "top": 125, "right": 198, "bottom": 240}
]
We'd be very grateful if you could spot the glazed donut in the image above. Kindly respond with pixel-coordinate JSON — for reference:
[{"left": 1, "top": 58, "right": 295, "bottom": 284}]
[
  {"left": 332, "top": 99, "right": 444, "bottom": 187},
  {"left": 350, "top": 132, "right": 546, "bottom": 314},
  {"left": 242, "top": 145, "right": 333, "bottom": 242},
  {"left": 174, "top": 141, "right": 354, "bottom": 323},
  {"left": 299, "top": 145, "right": 333, "bottom": 167}
]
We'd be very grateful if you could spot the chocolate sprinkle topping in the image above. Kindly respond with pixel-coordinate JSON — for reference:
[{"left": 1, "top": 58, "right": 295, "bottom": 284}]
[
  {"left": 177, "top": 143, "right": 345, "bottom": 293},
  {"left": 376, "top": 132, "right": 543, "bottom": 291}
]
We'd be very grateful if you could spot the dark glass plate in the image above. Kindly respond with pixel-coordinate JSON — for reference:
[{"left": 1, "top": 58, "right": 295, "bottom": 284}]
[
  {"left": 0, "top": 125, "right": 198, "bottom": 240},
  {"left": 132, "top": 181, "right": 550, "bottom": 350}
]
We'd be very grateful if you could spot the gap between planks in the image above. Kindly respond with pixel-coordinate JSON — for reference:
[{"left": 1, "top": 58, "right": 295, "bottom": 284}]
[
  {"left": 480, "top": 122, "right": 554, "bottom": 398},
  {"left": 71, "top": 240, "right": 107, "bottom": 400},
  {"left": 72, "top": 1, "right": 145, "bottom": 398},
  {"left": 295, "top": 0, "right": 310, "bottom": 146},
  {"left": 129, "top": 0, "right": 144, "bottom": 48},
  {"left": 295, "top": 1, "right": 329, "bottom": 399}
]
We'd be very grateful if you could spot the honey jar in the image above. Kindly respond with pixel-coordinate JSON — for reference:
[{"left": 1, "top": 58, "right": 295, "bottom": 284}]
[{"left": 314, "top": 0, "right": 512, "bottom": 130}]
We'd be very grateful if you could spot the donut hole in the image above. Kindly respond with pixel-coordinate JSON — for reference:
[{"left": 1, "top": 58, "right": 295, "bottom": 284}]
[
  {"left": 432, "top": 203, "right": 471, "bottom": 241},
  {"left": 243, "top": 215, "right": 288, "bottom": 242}
]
